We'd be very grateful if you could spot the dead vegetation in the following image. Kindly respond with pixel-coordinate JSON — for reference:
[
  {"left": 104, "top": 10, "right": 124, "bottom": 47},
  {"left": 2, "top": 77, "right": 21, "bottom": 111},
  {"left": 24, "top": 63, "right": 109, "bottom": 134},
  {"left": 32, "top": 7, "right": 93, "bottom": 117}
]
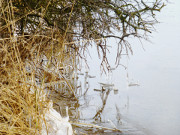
[
  {"left": 0, "top": 0, "right": 165, "bottom": 134},
  {"left": 0, "top": 1, "right": 77, "bottom": 134}
]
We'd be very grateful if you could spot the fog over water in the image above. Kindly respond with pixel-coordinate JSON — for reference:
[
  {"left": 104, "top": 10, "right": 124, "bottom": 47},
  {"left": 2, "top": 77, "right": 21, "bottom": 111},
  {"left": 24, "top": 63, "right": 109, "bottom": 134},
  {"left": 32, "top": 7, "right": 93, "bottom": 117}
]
[
  {"left": 124, "top": 1, "right": 180, "bottom": 134},
  {"left": 77, "top": 1, "right": 180, "bottom": 135}
]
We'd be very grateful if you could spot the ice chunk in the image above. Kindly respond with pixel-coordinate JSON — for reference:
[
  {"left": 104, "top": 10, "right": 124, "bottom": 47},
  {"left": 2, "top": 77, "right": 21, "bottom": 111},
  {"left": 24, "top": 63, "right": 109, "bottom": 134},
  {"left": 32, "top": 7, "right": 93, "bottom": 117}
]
[{"left": 41, "top": 101, "right": 73, "bottom": 135}]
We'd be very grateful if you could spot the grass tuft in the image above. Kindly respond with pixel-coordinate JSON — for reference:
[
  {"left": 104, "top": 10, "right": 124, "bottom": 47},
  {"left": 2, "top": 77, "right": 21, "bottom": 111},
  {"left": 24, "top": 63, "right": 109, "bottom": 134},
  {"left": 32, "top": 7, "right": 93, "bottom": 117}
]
[{"left": 0, "top": 1, "right": 77, "bottom": 134}]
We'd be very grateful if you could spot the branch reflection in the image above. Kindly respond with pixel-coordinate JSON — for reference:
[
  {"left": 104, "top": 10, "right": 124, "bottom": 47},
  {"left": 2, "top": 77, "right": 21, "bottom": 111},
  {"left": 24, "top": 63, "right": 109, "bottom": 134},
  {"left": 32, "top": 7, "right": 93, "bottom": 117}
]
[{"left": 93, "top": 88, "right": 111, "bottom": 121}]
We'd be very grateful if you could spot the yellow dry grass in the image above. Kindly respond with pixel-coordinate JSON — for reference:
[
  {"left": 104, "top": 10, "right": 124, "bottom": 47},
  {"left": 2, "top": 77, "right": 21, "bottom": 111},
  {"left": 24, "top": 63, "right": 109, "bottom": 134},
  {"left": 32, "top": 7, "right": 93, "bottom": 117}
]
[{"left": 0, "top": 1, "right": 77, "bottom": 134}]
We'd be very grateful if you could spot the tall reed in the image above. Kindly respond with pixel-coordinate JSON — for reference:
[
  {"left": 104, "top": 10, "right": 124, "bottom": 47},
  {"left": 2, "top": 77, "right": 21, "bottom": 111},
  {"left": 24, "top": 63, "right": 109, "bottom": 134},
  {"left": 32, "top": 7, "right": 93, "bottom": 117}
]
[{"left": 0, "top": 1, "right": 77, "bottom": 134}]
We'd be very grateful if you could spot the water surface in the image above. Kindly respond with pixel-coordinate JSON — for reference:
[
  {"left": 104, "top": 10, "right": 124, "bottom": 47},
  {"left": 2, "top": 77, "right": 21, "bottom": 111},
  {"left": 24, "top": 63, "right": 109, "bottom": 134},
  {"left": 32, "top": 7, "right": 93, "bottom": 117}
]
[{"left": 70, "top": 1, "right": 180, "bottom": 134}]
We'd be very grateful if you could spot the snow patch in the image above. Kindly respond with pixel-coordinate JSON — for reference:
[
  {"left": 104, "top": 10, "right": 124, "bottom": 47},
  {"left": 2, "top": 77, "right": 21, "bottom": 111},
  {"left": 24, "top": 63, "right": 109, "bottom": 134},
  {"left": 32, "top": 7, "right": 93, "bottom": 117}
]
[{"left": 41, "top": 101, "right": 73, "bottom": 135}]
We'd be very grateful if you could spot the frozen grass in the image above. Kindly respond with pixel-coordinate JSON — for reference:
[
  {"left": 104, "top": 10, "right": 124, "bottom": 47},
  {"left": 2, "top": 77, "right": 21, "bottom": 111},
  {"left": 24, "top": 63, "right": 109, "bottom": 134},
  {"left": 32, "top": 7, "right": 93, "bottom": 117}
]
[{"left": 0, "top": 1, "right": 76, "bottom": 134}]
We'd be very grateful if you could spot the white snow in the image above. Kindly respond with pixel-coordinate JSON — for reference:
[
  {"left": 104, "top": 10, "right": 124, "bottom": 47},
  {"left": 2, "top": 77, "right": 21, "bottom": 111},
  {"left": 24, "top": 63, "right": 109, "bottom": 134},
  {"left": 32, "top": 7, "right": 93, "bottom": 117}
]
[{"left": 41, "top": 100, "right": 73, "bottom": 135}]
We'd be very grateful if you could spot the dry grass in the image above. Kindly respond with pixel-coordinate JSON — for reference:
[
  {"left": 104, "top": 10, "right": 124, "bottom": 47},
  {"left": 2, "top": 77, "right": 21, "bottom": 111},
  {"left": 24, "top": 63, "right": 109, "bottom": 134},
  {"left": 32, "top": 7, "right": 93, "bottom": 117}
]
[
  {"left": 0, "top": 1, "right": 77, "bottom": 134},
  {"left": 0, "top": 80, "right": 47, "bottom": 134}
]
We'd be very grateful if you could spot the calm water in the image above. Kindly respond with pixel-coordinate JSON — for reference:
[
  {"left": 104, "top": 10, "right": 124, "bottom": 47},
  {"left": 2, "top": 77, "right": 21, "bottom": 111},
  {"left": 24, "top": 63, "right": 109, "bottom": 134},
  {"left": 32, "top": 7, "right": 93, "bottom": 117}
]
[{"left": 71, "top": 1, "right": 180, "bottom": 135}]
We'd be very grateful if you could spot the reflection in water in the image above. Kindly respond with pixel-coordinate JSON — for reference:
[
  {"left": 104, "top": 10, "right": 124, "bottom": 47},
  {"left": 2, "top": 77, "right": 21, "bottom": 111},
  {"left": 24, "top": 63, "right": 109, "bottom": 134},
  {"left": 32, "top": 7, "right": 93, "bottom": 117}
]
[
  {"left": 50, "top": 90, "right": 80, "bottom": 120},
  {"left": 115, "top": 104, "right": 122, "bottom": 124},
  {"left": 67, "top": 71, "right": 124, "bottom": 134},
  {"left": 71, "top": 1, "right": 180, "bottom": 134},
  {"left": 50, "top": 2, "right": 180, "bottom": 134},
  {"left": 51, "top": 66, "right": 146, "bottom": 134},
  {"left": 93, "top": 89, "right": 110, "bottom": 121},
  {"left": 72, "top": 70, "right": 145, "bottom": 135},
  {"left": 83, "top": 71, "right": 90, "bottom": 96}
]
